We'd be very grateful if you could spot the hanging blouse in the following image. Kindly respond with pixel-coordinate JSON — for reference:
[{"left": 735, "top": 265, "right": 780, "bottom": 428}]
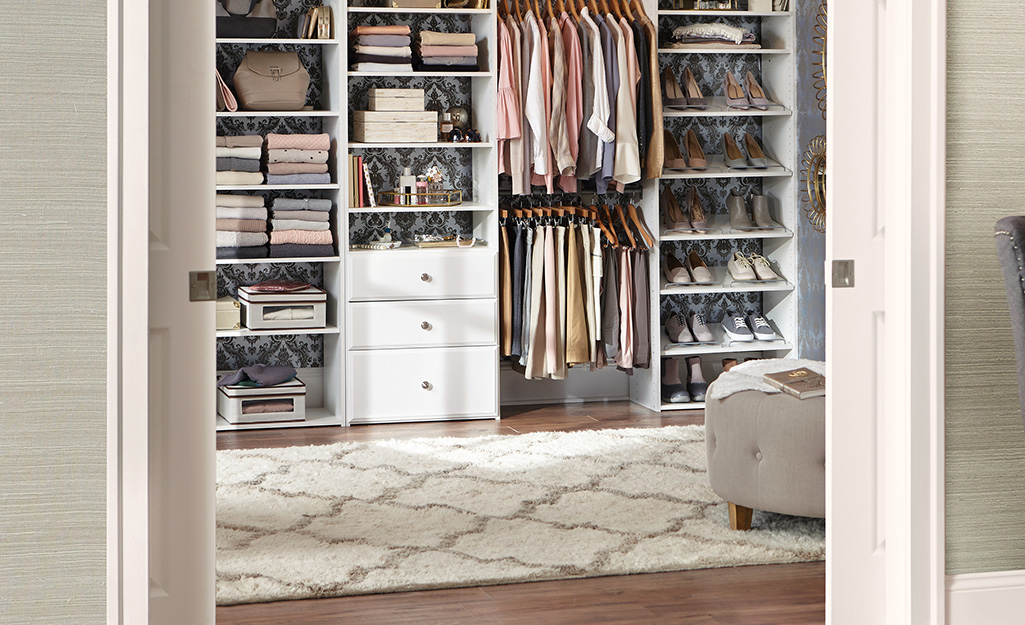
[{"left": 497, "top": 20, "right": 522, "bottom": 176}]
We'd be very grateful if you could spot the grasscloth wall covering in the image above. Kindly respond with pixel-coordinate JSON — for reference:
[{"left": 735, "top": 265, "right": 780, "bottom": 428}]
[
  {"left": 0, "top": 1, "right": 106, "bottom": 622},
  {"left": 946, "top": 2, "right": 1025, "bottom": 574}
]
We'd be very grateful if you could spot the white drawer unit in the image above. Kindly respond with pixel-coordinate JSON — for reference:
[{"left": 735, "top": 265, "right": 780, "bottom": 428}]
[
  {"left": 348, "top": 250, "right": 497, "bottom": 301},
  {"left": 349, "top": 299, "right": 497, "bottom": 350},
  {"left": 349, "top": 346, "right": 499, "bottom": 423}
]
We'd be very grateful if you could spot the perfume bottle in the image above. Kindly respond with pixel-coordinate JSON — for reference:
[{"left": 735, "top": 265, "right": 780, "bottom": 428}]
[
  {"left": 416, "top": 175, "right": 429, "bottom": 205},
  {"left": 398, "top": 166, "right": 415, "bottom": 205}
]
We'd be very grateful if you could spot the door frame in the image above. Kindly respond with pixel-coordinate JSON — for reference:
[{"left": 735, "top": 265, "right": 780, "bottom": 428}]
[{"left": 106, "top": 1, "right": 950, "bottom": 624}]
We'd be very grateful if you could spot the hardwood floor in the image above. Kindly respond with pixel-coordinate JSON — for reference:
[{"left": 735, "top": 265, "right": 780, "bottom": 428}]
[{"left": 216, "top": 401, "right": 825, "bottom": 624}]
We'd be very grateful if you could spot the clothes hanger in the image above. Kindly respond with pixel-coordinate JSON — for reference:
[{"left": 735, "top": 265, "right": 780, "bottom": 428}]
[
  {"left": 626, "top": 202, "right": 655, "bottom": 248},
  {"left": 614, "top": 204, "right": 637, "bottom": 248},
  {"left": 608, "top": 0, "right": 623, "bottom": 21},
  {"left": 567, "top": 0, "right": 580, "bottom": 20},
  {"left": 630, "top": 0, "right": 646, "bottom": 18},
  {"left": 532, "top": 0, "right": 543, "bottom": 22},
  {"left": 515, "top": 0, "right": 523, "bottom": 21},
  {"left": 621, "top": 0, "right": 634, "bottom": 21},
  {"left": 546, "top": 0, "right": 556, "bottom": 21},
  {"left": 555, "top": 0, "right": 566, "bottom": 16},
  {"left": 499, "top": 0, "right": 508, "bottom": 19}
]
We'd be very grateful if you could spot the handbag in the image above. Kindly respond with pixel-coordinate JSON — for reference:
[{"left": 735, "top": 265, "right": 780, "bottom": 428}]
[
  {"left": 233, "top": 50, "right": 311, "bottom": 111},
  {"left": 215, "top": 0, "right": 278, "bottom": 39},
  {"left": 215, "top": 69, "right": 238, "bottom": 112}
]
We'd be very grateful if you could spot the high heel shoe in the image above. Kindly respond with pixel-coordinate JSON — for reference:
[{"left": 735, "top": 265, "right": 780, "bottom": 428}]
[
  {"left": 663, "top": 253, "right": 694, "bottom": 284},
  {"left": 663, "top": 130, "right": 688, "bottom": 170},
  {"left": 686, "top": 186, "right": 708, "bottom": 230},
  {"left": 661, "top": 187, "right": 692, "bottom": 231},
  {"left": 684, "top": 129, "right": 707, "bottom": 169},
  {"left": 727, "top": 190, "right": 756, "bottom": 229},
  {"left": 683, "top": 66, "right": 707, "bottom": 109},
  {"left": 745, "top": 71, "right": 770, "bottom": 110},
  {"left": 721, "top": 133, "right": 747, "bottom": 169},
  {"left": 724, "top": 71, "right": 750, "bottom": 110},
  {"left": 742, "top": 133, "right": 769, "bottom": 168},
  {"left": 662, "top": 67, "right": 690, "bottom": 109}
]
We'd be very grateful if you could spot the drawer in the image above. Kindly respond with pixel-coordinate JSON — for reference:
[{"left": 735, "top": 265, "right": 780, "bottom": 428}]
[
  {"left": 349, "top": 346, "right": 498, "bottom": 422},
  {"left": 348, "top": 250, "right": 496, "bottom": 301},
  {"left": 349, "top": 299, "right": 496, "bottom": 349}
]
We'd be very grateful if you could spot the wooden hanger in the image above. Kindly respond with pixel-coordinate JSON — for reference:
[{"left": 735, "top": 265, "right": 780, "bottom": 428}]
[
  {"left": 630, "top": 0, "right": 646, "bottom": 18},
  {"left": 621, "top": 0, "right": 634, "bottom": 21},
  {"left": 567, "top": 0, "right": 580, "bottom": 20},
  {"left": 499, "top": 0, "right": 508, "bottom": 18},
  {"left": 555, "top": 0, "right": 566, "bottom": 16},
  {"left": 609, "top": 0, "right": 623, "bottom": 21},
  {"left": 546, "top": 0, "right": 556, "bottom": 20},
  {"left": 597, "top": 0, "right": 610, "bottom": 16},
  {"left": 514, "top": 0, "right": 523, "bottom": 21},
  {"left": 626, "top": 203, "right": 655, "bottom": 248},
  {"left": 614, "top": 204, "right": 637, "bottom": 248},
  {"left": 593, "top": 204, "right": 617, "bottom": 247}
]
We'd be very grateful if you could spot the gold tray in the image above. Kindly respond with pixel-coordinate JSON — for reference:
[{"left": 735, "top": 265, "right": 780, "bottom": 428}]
[{"left": 378, "top": 190, "right": 462, "bottom": 207}]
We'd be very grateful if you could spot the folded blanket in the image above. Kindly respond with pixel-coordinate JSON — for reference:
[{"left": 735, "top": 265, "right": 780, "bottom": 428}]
[
  {"left": 418, "top": 44, "right": 478, "bottom": 57},
  {"left": 217, "top": 171, "right": 264, "bottom": 186},
  {"left": 267, "top": 162, "right": 329, "bottom": 175},
  {"left": 356, "top": 34, "right": 411, "bottom": 47},
  {"left": 217, "top": 245, "right": 268, "bottom": 260},
  {"left": 270, "top": 229, "right": 333, "bottom": 245},
  {"left": 671, "top": 23, "right": 755, "bottom": 45},
  {"left": 216, "top": 193, "right": 265, "bottom": 208},
  {"left": 216, "top": 135, "right": 264, "bottom": 148},
  {"left": 351, "top": 63, "right": 414, "bottom": 73},
  {"left": 353, "top": 54, "right": 417, "bottom": 65},
  {"left": 413, "top": 55, "right": 479, "bottom": 66},
  {"left": 217, "top": 231, "right": 269, "bottom": 248},
  {"left": 216, "top": 157, "right": 262, "bottom": 172},
  {"left": 269, "top": 209, "right": 329, "bottom": 222},
  {"left": 419, "top": 31, "right": 477, "bottom": 46},
  {"left": 269, "top": 243, "right": 336, "bottom": 258},
  {"left": 351, "top": 25, "right": 411, "bottom": 36},
  {"left": 353, "top": 44, "right": 412, "bottom": 58},
  {"left": 216, "top": 206, "right": 267, "bottom": 220},
  {"left": 265, "top": 132, "right": 331, "bottom": 152},
  {"left": 217, "top": 218, "right": 267, "bottom": 233},
  {"left": 706, "top": 359, "right": 825, "bottom": 401},
  {"left": 267, "top": 149, "right": 329, "bottom": 164},
  {"left": 266, "top": 173, "right": 332, "bottom": 185},
  {"left": 215, "top": 146, "right": 262, "bottom": 160},
  {"left": 271, "top": 219, "right": 331, "bottom": 231},
  {"left": 273, "top": 198, "right": 332, "bottom": 211},
  {"left": 414, "top": 63, "right": 480, "bottom": 72}
]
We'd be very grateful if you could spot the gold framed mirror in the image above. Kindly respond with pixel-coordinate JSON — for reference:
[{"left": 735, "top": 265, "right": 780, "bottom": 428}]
[{"left": 801, "top": 135, "right": 826, "bottom": 233}]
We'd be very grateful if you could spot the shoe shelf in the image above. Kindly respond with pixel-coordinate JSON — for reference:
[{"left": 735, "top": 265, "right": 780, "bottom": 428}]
[
  {"left": 660, "top": 156, "right": 791, "bottom": 179},
  {"left": 664, "top": 98, "right": 791, "bottom": 118},
  {"left": 660, "top": 215, "right": 792, "bottom": 241},
  {"left": 215, "top": 408, "right": 343, "bottom": 432},
  {"left": 659, "top": 268, "right": 794, "bottom": 295},
  {"left": 660, "top": 401, "right": 706, "bottom": 412},
  {"left": 660, "top": 328, "right": 793, "bottom": 358},
  {"left": 216, "top": 256, "right": 341, "bottom": 265},
  {"left": 216, "top": 324, "right": 340, "bottom": 339},
  {"left": 657, "top": 46, "right": 790, "bottom": 55}
]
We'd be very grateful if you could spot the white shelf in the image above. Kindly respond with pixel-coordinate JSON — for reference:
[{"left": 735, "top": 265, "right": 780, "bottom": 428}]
[
  {"left": 347, "top": 202, "right": 493, "bottom": 213},
  {"left": 216, "top": 323, "right": 340, "bottom": 338},
  {"left": 658, "top": 10, "right": 792, "bottom": 17},
  {"left": 658, "top": 267, "right": 794, "bottom": 296},
  {"left": 658, "top": 46, "right": 790, "bottom": 55},
  {"left": 349, "top": 142, "right": 493, "bottom": 149},
  {"left": 660, "top": 326, "right": 793, "bottom": 358},
  {"left": 348, "top": 71, "right": 492, "bottom": 78},
  {"left": 346, "top": 6, "right": 492, "bottom": 13},
  {"left": 660, "top": 215, "right": 792, "bottom": 241},
  {"left": 217, "top": 110, "right": 340, "bottom": 118},
  {"left": 216, "top": 184, "right": 340, "bottom": 191},
  {"left": 216, "top": 408, "right": 343, "bottom": 431},
  {"left": 660, "top": 155, "right": 791, "bottom": 180},
  {"left": 216, "top": 38, "right": 339, "bottom": 45},
  {"left": 216, "top": 256, "right": 340, "bottom": 265},
  {"left": 663, "top": 97, "right": 791, "bottom": 118},
  {"left": 660, "top": 401, "right": 706, "bottom": 412}
]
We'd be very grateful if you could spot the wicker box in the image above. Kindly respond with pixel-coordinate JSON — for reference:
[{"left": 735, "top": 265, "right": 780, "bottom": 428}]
[
  {"left": 367, "top": 88, "right": 425, "bottom": 112},
  {"left": 353, "top": 110, "right": 438, "bottom": 143}
]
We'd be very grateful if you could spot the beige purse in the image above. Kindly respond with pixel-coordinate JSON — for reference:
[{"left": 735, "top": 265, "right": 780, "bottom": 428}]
[{"left": 233, "top": 50, "right": 310, "bottom": 111}]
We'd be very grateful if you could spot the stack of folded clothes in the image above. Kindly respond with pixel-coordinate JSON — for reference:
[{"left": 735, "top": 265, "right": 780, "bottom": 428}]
[
  {"left": 216, "top": 194, "right": 268, "bottom": 259},
  {"left": 667, "top": 23, "right": 760, "bottom": 49},
  {"left": 265, "top": 133, "right": 332, "bottom": 185},
  {"left": 415, "top": 30, "right": 479, "bottom": 72},
  {"left": 216, "top": 135, "right": 264, "bottom": 186},
  {"left": 269, "top": 198, "right": 335, "bottom": 258},
  {"left": 350, "top": 24, "right": 413, "bottom": 73}
]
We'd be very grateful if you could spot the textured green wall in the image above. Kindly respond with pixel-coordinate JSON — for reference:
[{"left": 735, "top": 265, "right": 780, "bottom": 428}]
[
  {"left": 0, "top": 1, "right": 107, "bottom": 621},
  {"left": 946, "top": 2, "right": 1025, "bottom": 575}
]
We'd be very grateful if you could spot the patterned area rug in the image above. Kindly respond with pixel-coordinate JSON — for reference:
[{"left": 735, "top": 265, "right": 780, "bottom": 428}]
[{"left": 216, "top": 426, "right": 825, "bottom": 605}]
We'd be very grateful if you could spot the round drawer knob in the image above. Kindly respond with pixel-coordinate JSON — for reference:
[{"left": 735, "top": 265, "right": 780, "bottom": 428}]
[
  {"left": 421, "top": 381, "right": 431, "bottom": 390},
  {"left": 421, "top": 273, "right": 431, "bottom": 282},
  {"left": 421, "top": 321, "right": 432, "bottom": 330}
]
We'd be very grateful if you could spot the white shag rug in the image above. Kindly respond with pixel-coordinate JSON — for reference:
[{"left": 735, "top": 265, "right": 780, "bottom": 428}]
[{"left": 217, "top": 426, "right": 825, "bottom": 605}]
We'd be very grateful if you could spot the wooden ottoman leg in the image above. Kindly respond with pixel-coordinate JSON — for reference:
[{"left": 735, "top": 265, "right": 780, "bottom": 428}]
[{"left": 729, "top": 502, "right": 753, "bottom": 531}]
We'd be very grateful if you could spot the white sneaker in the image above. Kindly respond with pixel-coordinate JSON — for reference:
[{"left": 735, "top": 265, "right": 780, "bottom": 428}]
[
  {"left": 746, "top": 314, "right": 777, "bottom": 340},
  {"left": 722, "top": 313, "right": 754, "bottom": 341},
  {"left": 727, "top": 252, "right": 756, "bottom": 281},
  {"left": 749, "top": 254, "right": 779, "bottom": 280}
]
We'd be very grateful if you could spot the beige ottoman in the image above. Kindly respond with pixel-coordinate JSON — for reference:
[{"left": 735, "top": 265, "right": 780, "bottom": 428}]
[{"left": 705, "top": 388, "right": 825, "bottom": 530}]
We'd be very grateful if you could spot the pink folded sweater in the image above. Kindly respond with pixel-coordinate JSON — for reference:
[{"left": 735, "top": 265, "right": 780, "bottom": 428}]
[
  {"left": 266, "top": 133, "right": 331, "bottom": 151},
  {"left": 270, "top": 229, "right": 334, "bottom": 245}
]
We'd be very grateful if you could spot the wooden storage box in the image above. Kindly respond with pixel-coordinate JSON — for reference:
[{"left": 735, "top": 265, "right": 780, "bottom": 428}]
[
  {"left": 217, "top": 296, "right": 241, "bottom": 331},
  {"left": 217, "top": 377, "right": 307, "bottom": 424},
  {"left": 237, "top": 286, "right": 328, "bottom": 330},
  {"left": 367, "top": 88, "right": 426, "bottom": 112},
  {"left": 353, "top": 110, "right": 438, "bottom": 143}
]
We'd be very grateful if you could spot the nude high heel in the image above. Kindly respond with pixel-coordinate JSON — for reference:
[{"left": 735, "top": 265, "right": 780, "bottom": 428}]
[
  {"left": 684, "top": 129, "right": 707, "bottom": 169},
  {"left": 724, "top": 71, "right": 750, "bottom": 110},
  {"left": 721, "top": 133, "right": 747, "bottom": 169},
  {"left": 661, "top": 186, "right": 692, "bottom": 231},
  {"left": 663, "top": 130, "right": 688, "bottom": 170},
  {"left": 742, "top": 133, "right": 769, "bottom": 168},
  {"left": 745, "top": 71, "right": 770, "bottom": 110},
  {"left": 683, "top": 66, "right": 707, "bottom": 109},
  {"left": 662, "top": 67, "right": 689, "bottom": 109},
  {"left": 686, "top": 186, "right": 708, "bottom": 230}
]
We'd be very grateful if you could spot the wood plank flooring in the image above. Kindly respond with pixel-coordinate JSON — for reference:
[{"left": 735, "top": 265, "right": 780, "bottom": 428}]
[{"left": 216, "top": 401, "right": 825, "bottom": 625}]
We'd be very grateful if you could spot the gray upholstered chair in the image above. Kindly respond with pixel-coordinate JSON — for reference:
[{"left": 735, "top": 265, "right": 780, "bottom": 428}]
[{"left": 994, "top": 216, "right": 1025, "bottom": 431}]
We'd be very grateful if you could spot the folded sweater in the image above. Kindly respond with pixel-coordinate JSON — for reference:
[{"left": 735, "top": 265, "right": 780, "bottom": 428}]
[
  {"left": 216, "top": 218, "right": 268, "bottom": 233},
  {"left": 269, "top": 229, "right": 333, "bottom": 245},
  {"left": 267, "top": 162, "right": 329, "bottom": 175},
  {"left": 271, "top": 219, "right": 331, "bottom": 231},
  {"left": 353, "top": 54, "right": 416, "bottom": 65},
  {"left": 356, "top": 34, "right": 411, "bottom": 47},
  {"left": 216, "top": 193, "right": 265, "bottom": 208},
  {"left": 351, "top": 25, "right": 411, "bottom": 36},
  {"left": 216, "top": 206, "right": 267, "bottom": 220},
  {"left": 216, "top": 157, "right": 262, "bottom": 172},
  {"left": 418, "top": 31, "right": 477, "bottom": 46},
  {"left": 266, "top": 173, "right": 331, "bottom": 186},
  {"left": 418, "top": 44, "right": 478, "bottom": 57},
  {"left": 215, "top": 146, "right": 262, "bottom": 160},
  {"left": 272, "top": 198, "right": 332, "bottom": 211},
  {"left": 269, "top": 209, "right": 329, "bottom": 222},
  {"left": 216, "top": 135, "right": 264, "bottom": 148},
  {"left": 269, "top": 243, "right": 336, "bottom": 258},
  {"left": 265, "top": 132, "right": 331, "bottom": 151},
  {"left": 414, "top": 56, "right": 478, "bottom": 66},
  {"left": 351, "top": 63, "right": 414, "bottom": 73},
  {"left": 216, "top": 231, "right": 269, "bottom": 248},
  {"left": 353, "top": 44, "right": 412, "bottom": 58},
  {"left": 267, "top": 149, "right": 329, "bottom": 164},
  {"left": 217, "top": 245, "right": 268, "bottom": 260},
  {"left": 216, "top": 171, "right": 264, "bottom": 186}
]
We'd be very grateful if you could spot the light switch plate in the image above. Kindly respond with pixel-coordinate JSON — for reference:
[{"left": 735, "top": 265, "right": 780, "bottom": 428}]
[
  {"left": 189, "top": 270, "right": 218, "bottom": 302},
  {"left": 831, "top": 260, "right": 855, "bottom": 288}
]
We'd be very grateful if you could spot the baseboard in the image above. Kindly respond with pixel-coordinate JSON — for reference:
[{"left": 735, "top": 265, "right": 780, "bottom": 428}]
[
  {"left": 946, "top": 569, "right": 1025, "bottom": 624},
  {"left": 499, "top": 365, "right": 630, "bottom": 405}
]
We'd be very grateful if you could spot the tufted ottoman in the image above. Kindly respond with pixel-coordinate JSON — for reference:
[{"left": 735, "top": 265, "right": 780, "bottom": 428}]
[{"left": 704, "top": 384, "right": 825, "bottom": 530}]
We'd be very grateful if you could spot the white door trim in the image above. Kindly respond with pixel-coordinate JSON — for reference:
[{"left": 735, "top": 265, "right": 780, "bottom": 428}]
[{"left": 946, "top": 570, "right": 1025, "bottom": 624}]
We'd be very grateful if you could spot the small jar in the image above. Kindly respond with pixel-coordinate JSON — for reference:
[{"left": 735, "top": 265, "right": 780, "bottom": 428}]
[{"left": 416, "top": 176, "right": 429, "bottom": 205}]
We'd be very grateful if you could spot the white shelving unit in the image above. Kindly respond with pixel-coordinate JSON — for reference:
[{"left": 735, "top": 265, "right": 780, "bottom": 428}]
[
  {"left": 215, "top": 2, "right": 345, "bottom": 431},
  {"left": 629, "top": 1, "right": 799, "bottom": 412}
]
